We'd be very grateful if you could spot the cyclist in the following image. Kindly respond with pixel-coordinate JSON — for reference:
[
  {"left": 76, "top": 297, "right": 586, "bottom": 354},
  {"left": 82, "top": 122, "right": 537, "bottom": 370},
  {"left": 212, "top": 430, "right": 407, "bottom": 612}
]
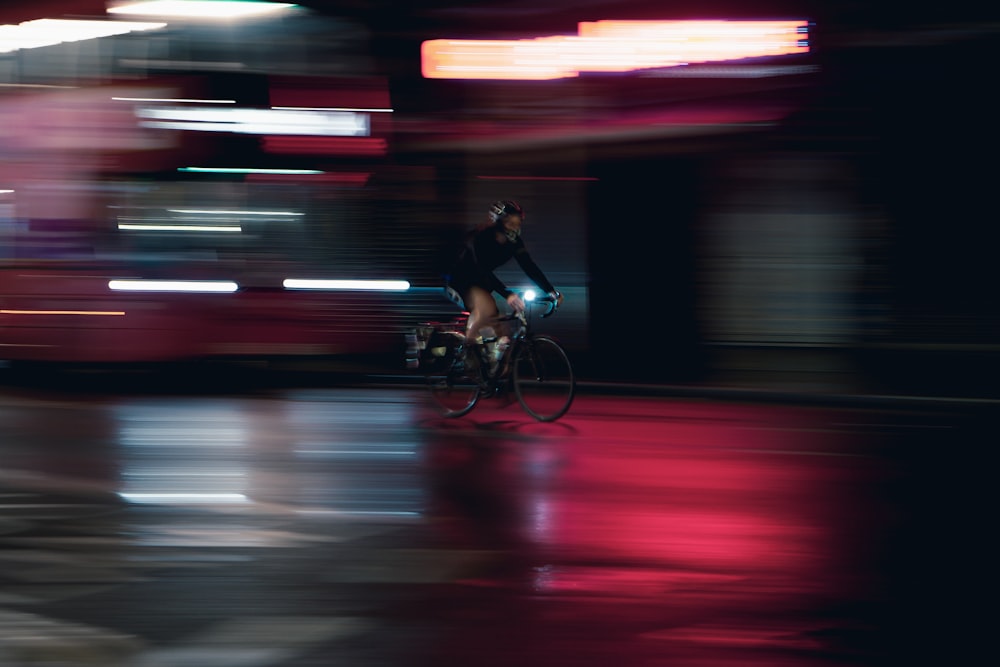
[{"left": 444, "top": 200, "right": 563, "bottom": 372}]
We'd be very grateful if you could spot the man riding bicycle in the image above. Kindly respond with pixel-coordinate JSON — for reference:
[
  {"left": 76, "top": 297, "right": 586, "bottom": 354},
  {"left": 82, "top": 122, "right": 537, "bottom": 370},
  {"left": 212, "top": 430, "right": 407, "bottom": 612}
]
[{"left": 444, "top": 200, "right": 563, "bottom": 374}]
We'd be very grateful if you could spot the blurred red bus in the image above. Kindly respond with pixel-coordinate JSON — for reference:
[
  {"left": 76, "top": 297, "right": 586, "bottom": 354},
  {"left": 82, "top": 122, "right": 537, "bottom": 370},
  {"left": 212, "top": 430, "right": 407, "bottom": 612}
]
[{"left": 0, "top": 71, "right": 413, "bottom": 364}]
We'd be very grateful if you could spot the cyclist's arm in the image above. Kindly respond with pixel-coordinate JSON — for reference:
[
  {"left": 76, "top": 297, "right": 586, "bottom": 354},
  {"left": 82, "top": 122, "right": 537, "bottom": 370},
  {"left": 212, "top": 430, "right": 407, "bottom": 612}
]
[{"left": 513, "top": 246, "right": 556, "bottom": 295}]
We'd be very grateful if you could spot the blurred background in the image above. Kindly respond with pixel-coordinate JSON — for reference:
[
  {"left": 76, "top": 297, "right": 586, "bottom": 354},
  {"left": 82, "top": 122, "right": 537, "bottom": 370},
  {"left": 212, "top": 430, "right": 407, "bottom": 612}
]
[
  {"left": 1, "top": 5, "right": 998, "bottom": 666},
  {"left": 1, "top": 0, "right": 997, "bottom": 396}
]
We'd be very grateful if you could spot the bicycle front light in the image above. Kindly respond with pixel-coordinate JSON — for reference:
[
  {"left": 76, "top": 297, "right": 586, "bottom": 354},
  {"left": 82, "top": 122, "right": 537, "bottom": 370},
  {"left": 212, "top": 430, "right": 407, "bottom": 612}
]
[{"left": 523, "top": 290, "right": 536, "bottom": 302}]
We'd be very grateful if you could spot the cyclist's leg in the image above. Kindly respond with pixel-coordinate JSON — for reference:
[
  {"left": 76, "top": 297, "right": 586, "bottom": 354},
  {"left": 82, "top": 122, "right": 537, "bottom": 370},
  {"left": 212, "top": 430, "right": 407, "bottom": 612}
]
[
  {"left": 464, "top": 287, "right": 512, "bottom": 342},
  {"left": 462, "top": 286, "right": 503, "bottom": 380},
  {"left": 463, "top": 285, "right": 499, "bottom": 343}
]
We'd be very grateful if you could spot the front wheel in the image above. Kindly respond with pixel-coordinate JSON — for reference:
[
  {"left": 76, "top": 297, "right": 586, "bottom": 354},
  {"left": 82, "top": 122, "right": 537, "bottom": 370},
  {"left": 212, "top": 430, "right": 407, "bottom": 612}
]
[
  {"left": 426, "top": 335, "right": 481, "bottom": 418},
  {"left": 512, "top": 335, "right": 575, "bottom": 422}
]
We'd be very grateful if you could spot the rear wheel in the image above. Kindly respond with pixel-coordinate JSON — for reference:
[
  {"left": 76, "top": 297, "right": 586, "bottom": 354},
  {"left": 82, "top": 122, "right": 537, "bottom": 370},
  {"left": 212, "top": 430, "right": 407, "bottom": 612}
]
[
  {"left": 426, "top": 335, "right": 480, "bottom": 418},
  {"left": 512, "top": 335, "right": 575, "bottom": 422}
]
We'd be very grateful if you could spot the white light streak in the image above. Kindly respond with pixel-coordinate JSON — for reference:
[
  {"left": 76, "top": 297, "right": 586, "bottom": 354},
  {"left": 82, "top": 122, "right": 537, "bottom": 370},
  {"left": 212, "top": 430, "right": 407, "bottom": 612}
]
[
  {"left": 113, "top": 96, "right": 236, "bottom": 103},
  {"left": 136, "top": 106, "right": 370, "bottom": 136},
  {"left": 179, "top": 167, "right": 323, "bottom": 175},
  {"left": 109, "top": 279, "right": 239, "bottom": 293},
  {"left": 0, "top": 189, "right": 13, "bottom": 194},
  {"left": 108, "top": 1, "right": 297, "bottom": 19},
  {"left": 283, "top": 279, "right": 410, "bottom": 292},
  {"left": 123, "top": 471, "right": 246, "bottom": 477},
  {"left": 0, "top": 18, "right": 165, "bottom": 54},
  {"left": 118, "top": 223, "right": 242, "bottom": 232},
  {"left": 117, "top": 492, "right": 249, "bottom": 504},
  {"left": 168, "top": 209, "right": 303, "bottom": 216}
]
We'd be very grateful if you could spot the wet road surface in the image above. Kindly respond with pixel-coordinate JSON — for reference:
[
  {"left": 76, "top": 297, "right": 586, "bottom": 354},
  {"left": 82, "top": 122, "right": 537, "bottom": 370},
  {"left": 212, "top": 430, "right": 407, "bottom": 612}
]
[{"left": 0, "top": 385, "right": 993, "bottom": 666}]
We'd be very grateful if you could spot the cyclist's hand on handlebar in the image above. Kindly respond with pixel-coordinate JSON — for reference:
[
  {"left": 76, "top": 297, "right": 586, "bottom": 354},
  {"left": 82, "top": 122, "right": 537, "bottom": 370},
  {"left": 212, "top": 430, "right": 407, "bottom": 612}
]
[
  {"left": 506, "top": 293, "right": 526, "bottom": 313},
  {"left": 549, "top": 291, "right": 564, "bottom": 308}
]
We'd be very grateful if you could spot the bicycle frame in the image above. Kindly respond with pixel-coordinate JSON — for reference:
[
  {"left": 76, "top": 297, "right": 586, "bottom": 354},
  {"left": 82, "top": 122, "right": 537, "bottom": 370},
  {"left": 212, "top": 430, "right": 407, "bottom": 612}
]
[
  {"left": 473, "top": 296, "right": 544, "bottom": 390},
  {"left": 415, "top": 292, "right": 574, "bottom": 421}
]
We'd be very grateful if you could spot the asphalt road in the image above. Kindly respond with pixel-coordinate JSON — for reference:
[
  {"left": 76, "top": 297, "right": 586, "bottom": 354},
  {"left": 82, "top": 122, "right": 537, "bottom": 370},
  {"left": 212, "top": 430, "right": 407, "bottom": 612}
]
[{"left": 0, "top": 384, "right": 993, "bottom": 666}]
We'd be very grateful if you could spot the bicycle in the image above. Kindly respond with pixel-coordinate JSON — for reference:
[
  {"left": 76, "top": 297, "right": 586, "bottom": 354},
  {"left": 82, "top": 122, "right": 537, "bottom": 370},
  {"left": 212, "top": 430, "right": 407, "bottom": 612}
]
[{"left": 406, "top": 292, "right": 575, "bottom": 422}]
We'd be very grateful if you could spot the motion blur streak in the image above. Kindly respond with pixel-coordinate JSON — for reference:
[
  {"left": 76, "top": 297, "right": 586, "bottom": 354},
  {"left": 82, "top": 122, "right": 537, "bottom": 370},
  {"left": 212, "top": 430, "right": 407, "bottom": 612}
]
[
  {"left": 108, "top": 280, "right": 239, "bottom": 293},
  {"left": 0, "top": 19, "right": 165, "bottom": 54},
  {"left": 136, "top": 106, "right": 371, "bottom": 136},
  {"left": 112, "top": 96, "right": 236, "bottom": 104},
  {"left": 117, "top": 223, "right": 243, "bottom": 232},
  {"left": 261, "top": 135, "right": 387, "bottom": 155},
  {"left": 117, "top": 492, "right": 249, "bottom": 504},
  {"left": 177, "top": 167, "right": 323, "bottom": 175},
  {"left": 168, "top": 209, "right": 303, "bottom": 216},
  {"left": 282, "top": 279, "right": 410, "bottom": 291},
  {"left": 244, "top": 171, "right": 370, "bottom": 185},
  {"left": 1, "top": 309, "right": 125, "bottom": 316},
  {"left": 272, "top": 106, "right": 393, "bottom": 113},
  {"left": 108, "top": 0, "right": 298, "bottom": 19},
  {"left": 422, "top": 20, "right": 808, "bottom": 79}
]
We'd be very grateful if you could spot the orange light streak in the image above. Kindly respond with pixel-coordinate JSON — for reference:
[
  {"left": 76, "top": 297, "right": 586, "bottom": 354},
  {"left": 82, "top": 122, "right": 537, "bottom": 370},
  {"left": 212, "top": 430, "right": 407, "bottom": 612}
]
[
  {"left": 1, "top": 309, "right": 126, "bottom": 316},
  {"left": 422, "top": 20, "right": 809, "bottom": 80}
]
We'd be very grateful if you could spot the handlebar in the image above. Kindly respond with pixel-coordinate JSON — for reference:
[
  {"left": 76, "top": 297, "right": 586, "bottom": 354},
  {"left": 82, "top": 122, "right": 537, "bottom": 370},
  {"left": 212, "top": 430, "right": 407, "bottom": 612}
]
[
  {"left": 531, "top": 293, "right": 560, "bottom": 319},
  {"left": 500, "top": 290, "right": 561, "bottom": 321}
]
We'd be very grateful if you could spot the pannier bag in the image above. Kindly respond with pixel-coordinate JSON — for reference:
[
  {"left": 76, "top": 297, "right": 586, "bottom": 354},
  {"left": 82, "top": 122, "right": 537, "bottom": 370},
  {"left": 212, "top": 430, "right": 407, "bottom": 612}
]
[{"left": 404, "top": 321, "right": 465, "bottom": 373}]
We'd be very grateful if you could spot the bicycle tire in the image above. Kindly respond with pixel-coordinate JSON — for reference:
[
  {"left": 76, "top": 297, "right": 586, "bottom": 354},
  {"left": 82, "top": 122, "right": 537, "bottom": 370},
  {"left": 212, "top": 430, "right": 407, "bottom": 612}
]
[
  {"left": 512, "top": 335, "right": 575, "bottom": 422},
  {"left": 426, "top": 334, "right": 480, "bottom": 418}
]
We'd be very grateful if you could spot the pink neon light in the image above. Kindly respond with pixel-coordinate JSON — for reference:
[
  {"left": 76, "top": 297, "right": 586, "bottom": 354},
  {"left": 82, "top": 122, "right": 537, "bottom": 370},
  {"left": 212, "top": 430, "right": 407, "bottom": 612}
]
[{"left": 422, "top": 20, "right": 809, "bottom": 80}]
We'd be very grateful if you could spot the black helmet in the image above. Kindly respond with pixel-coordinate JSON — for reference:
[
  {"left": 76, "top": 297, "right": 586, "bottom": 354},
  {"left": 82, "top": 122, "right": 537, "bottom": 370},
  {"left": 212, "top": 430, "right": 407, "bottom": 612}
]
[{"left": 488, "top": 200, "right": 525, "bottom": 224}]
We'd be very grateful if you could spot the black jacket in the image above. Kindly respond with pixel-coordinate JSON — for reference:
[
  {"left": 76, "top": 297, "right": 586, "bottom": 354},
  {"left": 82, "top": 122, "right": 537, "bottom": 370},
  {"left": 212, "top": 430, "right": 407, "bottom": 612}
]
[{"left": 447, "top": 223, "right": 555, "bottom": 298}]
